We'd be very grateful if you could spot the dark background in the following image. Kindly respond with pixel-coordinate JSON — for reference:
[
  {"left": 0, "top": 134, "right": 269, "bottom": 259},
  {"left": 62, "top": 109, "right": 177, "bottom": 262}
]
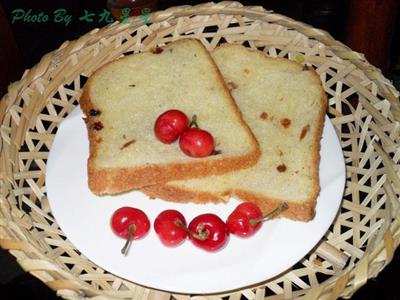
[{"left": 0, "top": 0, "right": 399, "bottom": 299}]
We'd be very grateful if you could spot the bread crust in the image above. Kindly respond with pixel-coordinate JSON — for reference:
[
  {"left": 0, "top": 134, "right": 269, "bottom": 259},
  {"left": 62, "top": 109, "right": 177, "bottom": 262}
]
[
  {"left": 142, "top": 45, "right": 328, "bottom": 222},
  {"left": 80, "top": 39, "right": 260, "bottom": 195},
  {"left": 87, "top": 150, "right": 260, "bottom": 195},
  {"left": 141, "top": 183, "right": 317, "bottom": 221},
  {"left": 232, "top": 190, "right": 316, "bottom": 221},
  {"left": 142, "top": 183, "right": 228, "bottom": 204}
]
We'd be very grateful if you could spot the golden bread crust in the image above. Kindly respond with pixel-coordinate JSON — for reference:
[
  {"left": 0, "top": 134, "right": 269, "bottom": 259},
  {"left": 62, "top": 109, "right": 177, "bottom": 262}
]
[
  {"left": 88, "top": 149, "right": 260, "bottom": 195},
  {"left": 142, "top": 183, "right": 228, "bottom": 204}
]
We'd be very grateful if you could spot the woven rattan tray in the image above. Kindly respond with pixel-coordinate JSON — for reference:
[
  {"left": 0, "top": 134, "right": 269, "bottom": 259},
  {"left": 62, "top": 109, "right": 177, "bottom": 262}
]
[{"left": 1, "top": 2, "right": 399, "bottom": 299}]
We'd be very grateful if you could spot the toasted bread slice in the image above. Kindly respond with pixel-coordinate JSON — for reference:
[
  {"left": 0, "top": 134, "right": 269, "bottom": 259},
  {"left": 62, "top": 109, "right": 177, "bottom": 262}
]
[
  {"left": 143, "top": 44, "right": 327, "bottom": 221},
  {"left": 80, "top": 39, "right": 260, "bottom": 195}
]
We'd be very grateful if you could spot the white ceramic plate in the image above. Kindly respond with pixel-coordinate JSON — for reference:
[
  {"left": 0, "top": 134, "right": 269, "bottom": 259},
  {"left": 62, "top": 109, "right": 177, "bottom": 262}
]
[{"left": 46, "top": 107, "right": 345, "bottom": 294}]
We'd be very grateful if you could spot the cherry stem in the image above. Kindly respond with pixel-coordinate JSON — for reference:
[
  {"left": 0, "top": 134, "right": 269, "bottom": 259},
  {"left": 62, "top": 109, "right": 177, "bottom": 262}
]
[
  {"left": 174, "top": 219, "right": 209, "bottom": 241},
  {"left": 189, "top": 115, "right": 199, "bottom": 128},
  {"left": 121, "top": 224, "right": 136, "bottom": 255},
  {"left": 249, "top": 202, "right": 289, "bottom": 226}
]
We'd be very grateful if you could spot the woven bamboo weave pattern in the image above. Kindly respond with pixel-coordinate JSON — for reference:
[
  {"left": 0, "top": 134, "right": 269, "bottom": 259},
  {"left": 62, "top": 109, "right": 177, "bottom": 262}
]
[{"left": 0, "top": 2, "right": 399, "bottom": 299}]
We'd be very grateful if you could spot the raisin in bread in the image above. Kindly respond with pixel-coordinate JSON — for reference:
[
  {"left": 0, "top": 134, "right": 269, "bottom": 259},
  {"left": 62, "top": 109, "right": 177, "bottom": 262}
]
[
  {"left": 143, "top": 44, "right": 327, "bottom": 221},
  {"left": 80, "top": 39, "right": 260, "bottom": 195}
]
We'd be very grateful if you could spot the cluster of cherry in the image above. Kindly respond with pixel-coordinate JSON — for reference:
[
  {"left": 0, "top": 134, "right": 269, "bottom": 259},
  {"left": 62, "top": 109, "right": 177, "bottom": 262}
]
[
  {"left": 154, "top": 109, "right": 215, "bottom": 158},
  {"left": 111, "top": 202, "right": 288, "bottom": 254}
]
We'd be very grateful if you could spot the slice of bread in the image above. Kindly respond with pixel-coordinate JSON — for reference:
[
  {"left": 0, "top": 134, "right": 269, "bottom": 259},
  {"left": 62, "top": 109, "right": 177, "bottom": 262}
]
[
  {"left": 143, "top": 44, "right": 327, "bottom": 221},
  {"left": 80, "top": 39, "right": 260, "bottom": 195}
]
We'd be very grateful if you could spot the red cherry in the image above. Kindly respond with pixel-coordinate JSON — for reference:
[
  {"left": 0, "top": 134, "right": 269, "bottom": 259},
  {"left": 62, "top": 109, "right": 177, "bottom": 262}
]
[
  {"left": 154, "top": 110, "right": 189, "bottom": 143},
  {"left": 179, "top": 128, "right": 215, "bottom": 157},
  {"left": 110, "top": 207, "right": 150, "bottom": 255},
  {"left": 188, "top": 213, "right": 229, "bottom": 252},
  {"left": 226, "top": 202, "right": 263, "bottom": 238},
  {"left": 226, "top": 202, "right": 288, "bottom": 238},
  {"left": 154, "top": 210, "right": 188, "bottom": 247}
]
